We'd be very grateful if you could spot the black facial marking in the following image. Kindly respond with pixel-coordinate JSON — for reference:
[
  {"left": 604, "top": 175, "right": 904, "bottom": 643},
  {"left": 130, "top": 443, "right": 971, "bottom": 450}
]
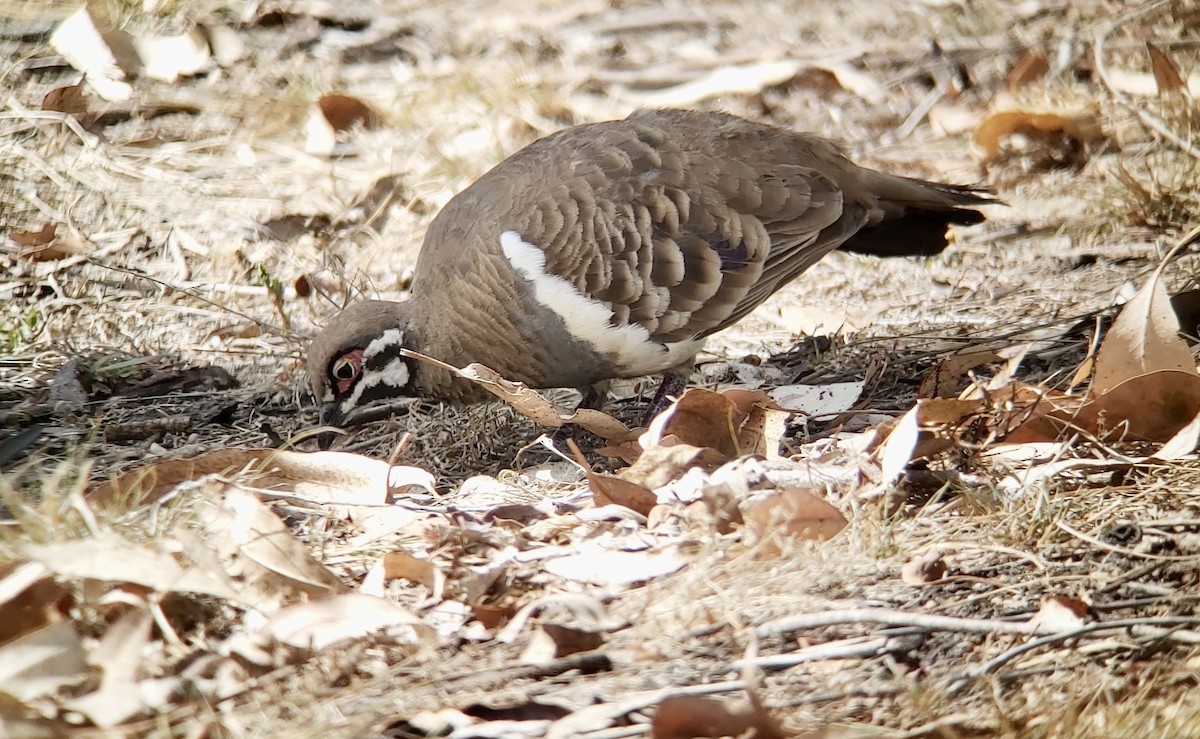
[{"left": 364, "top": 342, "right": 405, "bottom": 374}]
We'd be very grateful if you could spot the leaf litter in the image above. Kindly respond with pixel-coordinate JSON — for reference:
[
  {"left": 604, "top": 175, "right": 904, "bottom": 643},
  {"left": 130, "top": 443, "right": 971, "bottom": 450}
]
[{"left": 7, "top": 0, "right": 1200, "bottom": 736}]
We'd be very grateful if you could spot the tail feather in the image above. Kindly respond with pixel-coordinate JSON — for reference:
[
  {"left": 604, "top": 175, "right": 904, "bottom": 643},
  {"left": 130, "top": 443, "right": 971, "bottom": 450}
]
[{"left": 839, "top": 176, "right": 995, "bottom": 258}]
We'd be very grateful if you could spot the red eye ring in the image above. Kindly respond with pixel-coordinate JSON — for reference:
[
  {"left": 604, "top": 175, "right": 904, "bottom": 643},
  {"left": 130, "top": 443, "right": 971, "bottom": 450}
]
[{"left": 330, "top": 349, "right": 364, "bottom": 395}]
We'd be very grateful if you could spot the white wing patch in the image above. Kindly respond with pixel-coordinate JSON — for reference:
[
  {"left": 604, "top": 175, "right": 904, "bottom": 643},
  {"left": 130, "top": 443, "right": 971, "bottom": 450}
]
[{"left": 500, "top": 230, "right": 703, "bottom": 374}]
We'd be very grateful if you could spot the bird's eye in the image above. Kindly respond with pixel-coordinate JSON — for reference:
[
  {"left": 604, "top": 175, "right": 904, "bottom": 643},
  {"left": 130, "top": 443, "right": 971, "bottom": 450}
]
[{"left": 332, "top": 355, "right": 359, "bottom": 382}]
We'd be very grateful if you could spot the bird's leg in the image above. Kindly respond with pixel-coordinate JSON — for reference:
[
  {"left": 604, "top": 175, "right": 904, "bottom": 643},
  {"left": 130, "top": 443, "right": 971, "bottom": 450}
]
[{"left": 640, "top": 370, "right": 690, "bottom": 427}]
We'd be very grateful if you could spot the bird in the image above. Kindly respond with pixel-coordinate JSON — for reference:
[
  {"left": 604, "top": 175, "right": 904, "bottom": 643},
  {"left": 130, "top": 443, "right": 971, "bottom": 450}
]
[{"left": 306, "top": 108, "right": 991, "bottom": 438}]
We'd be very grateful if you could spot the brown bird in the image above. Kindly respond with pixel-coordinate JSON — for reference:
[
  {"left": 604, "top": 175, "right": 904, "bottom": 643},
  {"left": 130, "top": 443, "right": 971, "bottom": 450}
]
[{"left": 307, "top": 109, "right": 990, "bottom": 436}]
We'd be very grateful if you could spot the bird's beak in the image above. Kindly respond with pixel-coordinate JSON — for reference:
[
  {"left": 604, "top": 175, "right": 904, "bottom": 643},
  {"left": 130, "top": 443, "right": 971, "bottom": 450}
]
[
  {"left": 315, "top": 398, "right": 420, "bottom": 449},
  {"left": 317, "top": 402, "right": 345, "bottom": 450}
]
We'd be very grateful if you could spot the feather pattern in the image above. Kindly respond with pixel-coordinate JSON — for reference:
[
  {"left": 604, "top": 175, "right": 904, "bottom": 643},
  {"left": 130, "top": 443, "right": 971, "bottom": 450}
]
[{"left": 308, "top": 108, "right": 992, "bottom": 412}]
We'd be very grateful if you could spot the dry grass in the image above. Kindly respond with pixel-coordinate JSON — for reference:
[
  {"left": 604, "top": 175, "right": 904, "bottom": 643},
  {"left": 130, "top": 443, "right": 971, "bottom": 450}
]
[{"left": 4, "top": 0, "right": 1200, "bottom": 736}]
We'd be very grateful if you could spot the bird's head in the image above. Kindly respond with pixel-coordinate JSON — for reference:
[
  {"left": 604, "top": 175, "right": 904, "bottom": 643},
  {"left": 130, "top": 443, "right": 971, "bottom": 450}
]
[{"left": 306, "top": 300, "right": 420, "bottom": 443}]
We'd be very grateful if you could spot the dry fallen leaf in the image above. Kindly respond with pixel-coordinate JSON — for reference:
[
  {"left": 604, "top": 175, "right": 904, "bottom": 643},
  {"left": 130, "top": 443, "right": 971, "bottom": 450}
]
[
  {"left": 134, "top": 29, "right": 211, "bottom": 82},
  {"left": 1092, "top": 271, "right": 1197, "bottom": 395},
  {"left": 1006, "top": 51, "right": 1049, "bottom": 91},
  {"left": 361, "top": 551, "right": 445, "bottom": 602},
  {"left": 745, "top": 488, "right": 847, "bottom": 554},
  {"left": 1154, "top": 407, "right": 1200, "bottom": 460},
  {"left": 520, "top": 624, "right": 605, "bottom": 666},
  {"left": 621, "top": 443, "right": 727, "bottom": 490},
  {"left": 918, "top": 350, "right": 1000, "bottom": 399},
  {"left": 642, "top": 388, "right": 745, "bottom": 457},
  {"left": 1029, "top": 594, "right": 1090, "bottom": 632},
  {"left": 207, "top": 487, "right": 350, "bottom": 601},
  {"left": 89, "top": 448, "right": 434, "bottom": 507},
  {"left": 651, "top": 695, "right": 757, "bottom": 739},
  {"left": 0, "top": 621, "right": 87, "bottom": 702},
  {"left": 901, "top": 551, "right": 948, "bottom": 584},
  {"left": 768, "top": 380, "right": 865, "bottom": 415},
  {"left": 0, "top": 563, "right": 69, "bottom": 645},
  {"left": 877, "top": 399, "right": 980, "bottom": 483},
  {"left": 49, "top": 5, "right": 133, "bottom": 101},
  {"left": 1147, "top": 42, "right": 1186, "bottom": 95},
  {"left": 253, "top": 593, "right": 433, "bottom": 651},
  {"left": 456, "top": 362, "right": 633, "bottom": 441},
  {"left": 1079, "top": 369, "right": 1200, "bottom": 442},
  {"left": 622, "top": 60, "right": 804, "bottom": 107},
  {"left": 305, "top": 93, "right": 381, "bottom": 155},
  {"left": 543, "top": 544, "right": 688, "bottom": 587},
  {"left": 64, "top": 607, "right": 154, "bottom": 728},
  {"left": 974, "top": 108, "right": 1102, "bottom": 163},
  {"left": 24, "top": 531, "right": 242, "bottom": 603}
]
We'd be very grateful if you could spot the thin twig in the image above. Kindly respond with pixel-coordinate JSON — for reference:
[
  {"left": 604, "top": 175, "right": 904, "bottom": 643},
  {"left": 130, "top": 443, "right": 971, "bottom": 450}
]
[{"left": 757, "top": 607, "right": 1046, "bottom": 639}]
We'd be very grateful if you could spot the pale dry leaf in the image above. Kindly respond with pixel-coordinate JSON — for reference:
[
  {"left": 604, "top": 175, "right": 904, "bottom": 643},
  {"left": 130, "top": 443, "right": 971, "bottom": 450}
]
[
  {"left": 24, "top": 532, "right": 241, "bottom": 602},
  {"left": 0, "top": 622, "right": 87, "bottom": 701},
  {"left": 90, "top": 448, "right": 434, "bottom": 507},
  {"left": 1029, "top": 595, "right": 1090, "bottom": 632},
  {"left": 495, "top": 593, "right": 614, "bottom": 644},
  {"left": 619, "top": 443, "right": 725, "bottom": 491},
  {"left": 1000, "top": 457, "right": 1134, "bottom": 491},
  {"left": 49, "top": 5, "right": 133, "bottom": 101},
  {"left": 642, "top": 388, "right": 742, "bottom": 456},
  {"left": 255, "top": 593, "right": 434, "bottom": 650},
  {"left": 458, "top": 363, "right": 633, "bottom": 441},
  {"left": 202, "top": 23, "right": 245, "bottom": 66},
  {"left": 218, "top": 488, "right": 349, "bottom": 599},
  {"left": 745, "top": 488, "right": 847, "bottom": 554},
  {"left": 624, "top": 60, "right": 802, "bottom": 106},
  {"left": 878, "top": 399, "right": 979, "bottom": 483},
  {"left": 807, "top": 60, "right": 884, "bottom": 104},
  {"left": 769, "top": 381, "right": 864, "bottom": 414},
  {"left": 89, "top": 606, "right": 152, "bottom": 685},
  {"left": 65, "top": 607, "right": 154, "bottom": 728},
  {"left": 543, "top": 544, "right": 687, "bottom": 587},
  {"left": 1154, "top": 408, "right": 1200, "bottom": 460},
  {"left": 901, "top": 551, "right": 948, "bottom": 584},
  {"left": 379, "top": 551, "right": 439, "bottom": 587},
  {"left": 1104, "top": 69, "right": 1200, "bottom": 97},
  {"left": 1092, "top": 272, "right": 1197, "bottom": 395},
  {"left": 133, "top": 29, "right": 211, "bottom": 82},
  {"left": 520, "top": 624, "right": 604, "bottom": 666}
]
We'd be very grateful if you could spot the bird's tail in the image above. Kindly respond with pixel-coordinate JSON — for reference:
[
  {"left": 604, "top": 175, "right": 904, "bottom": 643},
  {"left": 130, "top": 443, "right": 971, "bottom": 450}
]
[{"left": 838, "top": 174, "right": 995, "bottom": 258}]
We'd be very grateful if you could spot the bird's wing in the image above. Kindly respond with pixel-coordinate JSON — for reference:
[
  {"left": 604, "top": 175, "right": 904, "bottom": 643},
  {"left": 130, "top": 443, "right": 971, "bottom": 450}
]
[{"left": 490, "top": 114, "right": 860, "bottom": 344}]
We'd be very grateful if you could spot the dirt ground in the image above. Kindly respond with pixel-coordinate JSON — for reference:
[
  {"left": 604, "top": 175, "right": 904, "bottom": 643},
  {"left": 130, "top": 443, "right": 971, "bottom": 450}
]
[{"left": 4, "top": 0, "right": 1200, "bottom": 737}]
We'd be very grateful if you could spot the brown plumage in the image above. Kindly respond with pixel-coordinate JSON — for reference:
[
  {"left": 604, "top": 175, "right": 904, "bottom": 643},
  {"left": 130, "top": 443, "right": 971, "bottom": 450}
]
[{"left": 307, "top": 109, "right": 991, "bottom": 431}]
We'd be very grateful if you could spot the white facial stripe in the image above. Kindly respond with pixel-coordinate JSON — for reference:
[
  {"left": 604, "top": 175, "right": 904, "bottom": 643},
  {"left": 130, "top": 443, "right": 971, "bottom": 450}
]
[
  {"left": 340, "top": 356, "right": 410, "bottom": 415},
  {"left": 365, "top": 328, "right": 405, "bottom": 359},
  {"left": 500, "top": 231, "right": 703, "bottom": 373}
]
